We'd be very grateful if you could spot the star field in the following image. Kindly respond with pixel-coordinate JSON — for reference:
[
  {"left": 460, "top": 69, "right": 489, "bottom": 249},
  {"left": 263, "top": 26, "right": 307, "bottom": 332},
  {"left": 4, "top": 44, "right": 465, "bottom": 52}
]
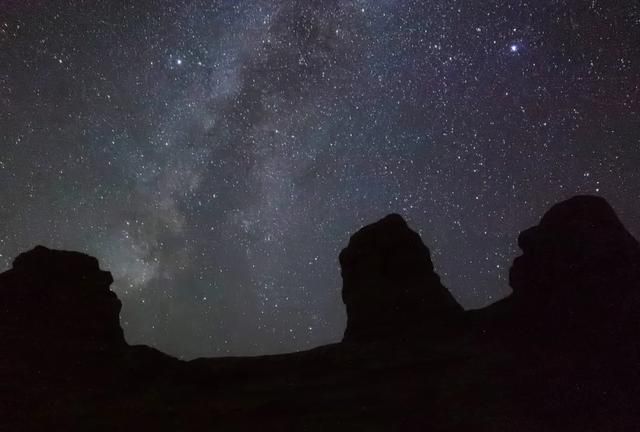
[{"left": 1, "top": 0, "right": 639, "bottom": 358}]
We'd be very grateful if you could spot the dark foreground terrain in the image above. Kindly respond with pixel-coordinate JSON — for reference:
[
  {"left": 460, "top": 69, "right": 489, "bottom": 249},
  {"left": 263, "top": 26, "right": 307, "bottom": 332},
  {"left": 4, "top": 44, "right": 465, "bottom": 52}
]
[{"left": 1, "top": 195, "right": 639, "bottom": 431}]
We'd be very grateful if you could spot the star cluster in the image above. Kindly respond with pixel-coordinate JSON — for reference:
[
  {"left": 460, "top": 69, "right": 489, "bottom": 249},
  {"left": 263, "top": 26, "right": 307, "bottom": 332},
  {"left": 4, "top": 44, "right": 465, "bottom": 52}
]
[{"left": 1, "top": 0, "right": 639, "bottom": 358}]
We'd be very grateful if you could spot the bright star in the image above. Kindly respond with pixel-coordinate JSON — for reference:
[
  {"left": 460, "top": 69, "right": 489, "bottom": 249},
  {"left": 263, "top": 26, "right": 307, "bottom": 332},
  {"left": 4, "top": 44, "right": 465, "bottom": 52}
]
[
  {"left": 176, "top": 59, "right": 183, "bottom": 65},
  {"left": 510, "top": 44, "right": 519, "bottom": 53}
]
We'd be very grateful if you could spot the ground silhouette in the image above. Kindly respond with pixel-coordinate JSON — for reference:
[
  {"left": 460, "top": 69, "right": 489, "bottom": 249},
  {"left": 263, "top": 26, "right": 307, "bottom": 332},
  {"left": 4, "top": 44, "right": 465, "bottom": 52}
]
[{"left": 1, "top": 195, "right": 638, "bottom": 431}]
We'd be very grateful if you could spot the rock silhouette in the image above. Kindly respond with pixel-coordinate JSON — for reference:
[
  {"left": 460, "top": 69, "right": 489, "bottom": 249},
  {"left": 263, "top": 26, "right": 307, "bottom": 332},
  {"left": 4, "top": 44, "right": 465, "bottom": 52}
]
[
  {"left": 477, "top": 196, "right": 640, "bottom": 352},
  {"left": 0, "top": 246, "right": 177, "bottom": 430},
  {"left": 510, "top": 195, "right": 640, "bottom": 340},
  {"left": 1, "top": 196, "right": 639, "bottom": 431},
  {"left": 0, "top": 246, "right": 126, "bottom": 360},
  {"left": 339, "top": 213, "right": 463, "bottom": 342}
]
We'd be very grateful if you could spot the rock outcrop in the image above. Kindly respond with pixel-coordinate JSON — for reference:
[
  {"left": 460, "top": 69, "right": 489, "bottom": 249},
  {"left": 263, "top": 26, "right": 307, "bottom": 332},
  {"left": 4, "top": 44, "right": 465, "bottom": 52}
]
[
  {"left": 0, "top": 245, "right": 126, "bottom": 361},
  {"left": 511, "top": 195, "right": 640, "bottom": 323},
  {"left": 1, "top": 197, "right": 639, "bottom": 431},
  {"left": 476, "top": 196, "right": 640, "bottom": 354},
  {"left": 339, "top": 214, "right": 463, "bottom": 343},
  {"left": 469, "top": 195, "right": 640, "bottom": 430},
  {"left": 0, "top": 246, "right": 178, "bottom": 431}
]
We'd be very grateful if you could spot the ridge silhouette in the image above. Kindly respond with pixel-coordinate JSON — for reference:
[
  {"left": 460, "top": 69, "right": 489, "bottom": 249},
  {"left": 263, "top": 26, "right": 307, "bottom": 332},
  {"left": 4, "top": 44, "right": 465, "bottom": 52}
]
[{"left": 1, "top": 195, "right": 638, "bottom": 431}]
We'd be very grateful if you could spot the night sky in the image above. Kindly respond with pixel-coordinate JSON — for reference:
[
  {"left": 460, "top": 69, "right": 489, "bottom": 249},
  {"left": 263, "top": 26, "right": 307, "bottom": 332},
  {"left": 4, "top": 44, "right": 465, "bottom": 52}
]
[{"left": 1, "top": 0, "right": 638, "bottom": 359}]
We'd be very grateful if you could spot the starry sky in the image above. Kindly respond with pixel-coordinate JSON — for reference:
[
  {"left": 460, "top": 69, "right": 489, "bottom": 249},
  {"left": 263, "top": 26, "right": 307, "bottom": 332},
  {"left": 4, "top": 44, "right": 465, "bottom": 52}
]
[{"left": 1, "top": 0, "right": 639, "bottom": 359}]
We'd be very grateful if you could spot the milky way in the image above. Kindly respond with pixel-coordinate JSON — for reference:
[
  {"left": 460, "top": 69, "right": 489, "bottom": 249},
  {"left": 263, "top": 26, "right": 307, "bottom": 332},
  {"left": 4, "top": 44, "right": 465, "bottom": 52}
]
[{"left": 1, "top": 0, "right": 639, "bottom": 358}]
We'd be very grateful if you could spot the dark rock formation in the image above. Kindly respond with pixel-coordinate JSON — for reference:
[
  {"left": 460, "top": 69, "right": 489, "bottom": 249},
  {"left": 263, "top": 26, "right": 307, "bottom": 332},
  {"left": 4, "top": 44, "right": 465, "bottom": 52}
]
[
  {"left": 0, "top": 246, "right": 178, "bottom": 431},
  {"left": 478, "top": 196, "right": 640, "bottom": 354},
  {"left": 467, "top": 195, "right": 640, "bottom": 430},
  {"left": 1, "top": 196, "right": 639, "bottom": 431},
  {"left": 511, "top": 195, "right": 640, "bottom": 334},
  {"left": 0, "top": 245, "right": 126, "bottom": 361},
  {"left": 339, "top": 214, "right": 463, "bottom": 342}
]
